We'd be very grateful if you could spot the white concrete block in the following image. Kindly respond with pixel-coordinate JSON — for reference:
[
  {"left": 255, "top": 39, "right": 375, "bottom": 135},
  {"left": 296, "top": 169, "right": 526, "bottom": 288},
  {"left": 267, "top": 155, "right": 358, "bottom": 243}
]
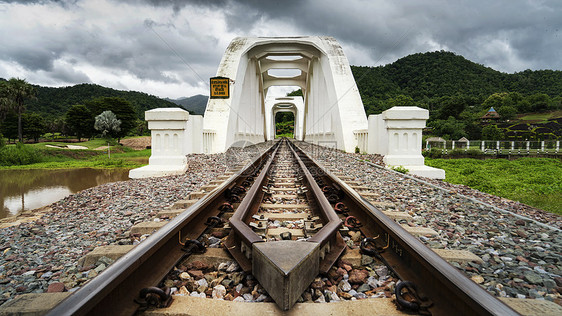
[
  {"left": 402, "top": 165, "right": 446, "bottom": 179},
  {"left": 129, "top": 108, "right": 190, "bottom": 179}
]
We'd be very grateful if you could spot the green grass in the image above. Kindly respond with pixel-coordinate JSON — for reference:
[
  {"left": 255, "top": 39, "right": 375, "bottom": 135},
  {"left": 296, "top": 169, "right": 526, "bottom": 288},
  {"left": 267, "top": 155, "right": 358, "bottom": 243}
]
[
  {"left": 0, "top": 142, "right": 150, "bottom": 170},
  {"left": 518, "top": 110, "right": 562, "bottom": 123},
  {"left": 29, "top": 138, "right": 117, "bottom": 150},
  {"left": 425, "top": 157, "right": 562, "bottom": 215}
]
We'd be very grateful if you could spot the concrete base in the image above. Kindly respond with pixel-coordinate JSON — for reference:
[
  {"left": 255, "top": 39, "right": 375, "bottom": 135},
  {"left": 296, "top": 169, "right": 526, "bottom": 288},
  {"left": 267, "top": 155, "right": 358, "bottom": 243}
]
[
  {"left": 383, "top": 155, "right": 424, "bottom": 166},
  {"left": 252, "top": 241, "right": 320, "bottom": 311},
  {"left": 78, "top": 245, "right": 135, "bottom": 267},
  {"left": 129, "top": 165, "right": 187, "bottom": 179},
  {"left": 388, "top": 165, "right": 445, "bottom": 179},
  {"left": 0, "top": 293, "right": 71, "bottom": 316},
  {"left": 141, "top": 296, "right": 410, "bottom": 316}
]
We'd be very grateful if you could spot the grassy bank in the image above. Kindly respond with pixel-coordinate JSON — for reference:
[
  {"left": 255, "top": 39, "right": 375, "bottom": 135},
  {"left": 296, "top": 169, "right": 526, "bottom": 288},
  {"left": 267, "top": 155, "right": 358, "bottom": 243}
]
[
  {"left": 425, "top": 157, "right": 562, "bottom": 215},
  {"left": 0, "top": 140, "right": 150, "bottom": 170}
]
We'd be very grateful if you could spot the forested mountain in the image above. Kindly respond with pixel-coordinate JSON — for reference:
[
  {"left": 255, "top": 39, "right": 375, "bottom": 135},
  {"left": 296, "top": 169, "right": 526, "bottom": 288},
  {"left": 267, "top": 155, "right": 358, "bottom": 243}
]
[
  {"left": 21, "top": 83, "right": 179, "bottom": 119},
  {"left": 166, "top": 95, "right": 208, "bottom": 115},
  {"left": 352, "top": 51, "right": 562, "bottom": 116}
]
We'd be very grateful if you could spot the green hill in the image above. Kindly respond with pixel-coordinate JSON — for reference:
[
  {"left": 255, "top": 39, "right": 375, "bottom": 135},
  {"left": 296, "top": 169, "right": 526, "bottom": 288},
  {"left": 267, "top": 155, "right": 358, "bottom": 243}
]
[
  {"left": 165, "top": 95, "right": 208, "bottom": 115},
  {"left": 352, "top": 51, "right": 562, "bottom": 116},
  {"left": 22, "top": 83, "right": 180, "bottom": 119}
]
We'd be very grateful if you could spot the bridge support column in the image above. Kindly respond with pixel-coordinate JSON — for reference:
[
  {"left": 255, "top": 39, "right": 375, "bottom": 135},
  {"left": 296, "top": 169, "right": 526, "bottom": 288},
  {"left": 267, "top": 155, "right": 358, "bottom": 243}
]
[
  {"left": 129, "top": 108, "right": 190, "bottom": 178},
  {"left": 367, "top": 106, "right": 445, "bottom": 179}
]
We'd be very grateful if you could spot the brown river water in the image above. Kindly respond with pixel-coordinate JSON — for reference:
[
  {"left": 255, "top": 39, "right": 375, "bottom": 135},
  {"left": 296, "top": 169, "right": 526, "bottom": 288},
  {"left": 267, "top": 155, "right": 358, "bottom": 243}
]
[{"left": 0, "top": 168, "right": 131, "bottom": 219}]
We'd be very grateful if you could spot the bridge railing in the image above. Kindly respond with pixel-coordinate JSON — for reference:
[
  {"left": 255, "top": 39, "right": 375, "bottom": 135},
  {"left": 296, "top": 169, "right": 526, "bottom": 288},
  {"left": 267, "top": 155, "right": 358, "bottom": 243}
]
[
  {"left": 353, "top": 129, "right": 368, "bottom": 153},
  {"left": 203, "top": 129, "right": 216, "bottom": 154}
]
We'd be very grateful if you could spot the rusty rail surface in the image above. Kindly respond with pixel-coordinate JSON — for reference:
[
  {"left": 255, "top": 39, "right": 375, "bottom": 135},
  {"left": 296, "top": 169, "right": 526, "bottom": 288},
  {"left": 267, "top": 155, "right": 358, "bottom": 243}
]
[
  {"left": 226, "top": 139, "right": 344, "bottom": 275},
  {"left": 293, "top": 140, "right": 519, "bottom": 316},
  {"left": 224, "top": 140, "right": 346, "bottom": 310},
  {"left": 45, "top": 141, "right": 280, "bottom": 316}
]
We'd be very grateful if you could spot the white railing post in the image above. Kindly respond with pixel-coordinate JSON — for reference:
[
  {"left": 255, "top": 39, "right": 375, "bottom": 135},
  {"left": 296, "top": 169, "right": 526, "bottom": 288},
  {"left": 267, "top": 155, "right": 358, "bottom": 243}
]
[
  {"left": 481, "top": 141, "right": 485, "bottom": 152},
  {"left": 541, "top": 141, "right": 545, "bottom": 152},
  {"left": 557, "top": 141, "right": 560, "bottom": 153}
]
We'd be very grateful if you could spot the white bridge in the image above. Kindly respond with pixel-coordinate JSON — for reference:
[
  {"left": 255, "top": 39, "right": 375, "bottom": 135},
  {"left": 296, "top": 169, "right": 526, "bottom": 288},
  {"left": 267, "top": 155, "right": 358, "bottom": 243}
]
[{"left": 130, "top": 36, "right": 444, "bottom": 179}]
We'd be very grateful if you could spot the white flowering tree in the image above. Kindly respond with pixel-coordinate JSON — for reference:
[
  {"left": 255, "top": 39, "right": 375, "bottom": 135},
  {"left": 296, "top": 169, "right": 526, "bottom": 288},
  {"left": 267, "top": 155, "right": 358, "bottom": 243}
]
[{"left": 94, "top": 110, "right": 121, "bottom": 139}]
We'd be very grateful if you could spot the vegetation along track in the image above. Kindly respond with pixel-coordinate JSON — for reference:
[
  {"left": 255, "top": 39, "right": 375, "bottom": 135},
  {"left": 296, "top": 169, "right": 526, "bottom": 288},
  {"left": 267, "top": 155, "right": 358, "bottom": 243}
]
[{"left": 46, "top": 138, "right": 518, "bottom": 315}]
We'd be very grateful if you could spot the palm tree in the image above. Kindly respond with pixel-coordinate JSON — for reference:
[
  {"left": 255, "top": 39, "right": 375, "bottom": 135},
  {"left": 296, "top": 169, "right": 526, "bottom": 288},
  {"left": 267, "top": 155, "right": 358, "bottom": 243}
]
[{"left": 0, "top": 78, "right": 36, "bottom": 143}]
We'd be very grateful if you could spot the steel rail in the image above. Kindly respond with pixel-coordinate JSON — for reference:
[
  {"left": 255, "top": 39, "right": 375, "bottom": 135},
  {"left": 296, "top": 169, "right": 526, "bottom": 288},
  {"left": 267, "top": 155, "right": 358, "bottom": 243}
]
[
  {"left": 293, "top": 140, "right": 519, "bottom": 316},
  {"left": 45, "top": 142, "right": 279, "bottom": 316},
  {"left": 287, "top": 140, "right": 341, "bottom": 245},
  {"left": 226, "top": 139, "right": 344, "bottom": 272}
]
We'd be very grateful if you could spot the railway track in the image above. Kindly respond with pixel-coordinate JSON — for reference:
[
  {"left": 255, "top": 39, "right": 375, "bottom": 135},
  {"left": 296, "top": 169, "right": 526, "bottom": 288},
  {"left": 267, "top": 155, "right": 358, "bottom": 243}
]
[{"left": 45, "top": 138, "right": 521, "bottom": 315}]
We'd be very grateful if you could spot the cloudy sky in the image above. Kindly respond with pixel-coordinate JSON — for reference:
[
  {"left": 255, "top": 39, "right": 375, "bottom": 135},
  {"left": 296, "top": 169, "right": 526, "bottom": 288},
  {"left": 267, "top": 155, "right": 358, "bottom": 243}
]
[{"left": 0, "top": 0, "right": 560, "bottom": 99}]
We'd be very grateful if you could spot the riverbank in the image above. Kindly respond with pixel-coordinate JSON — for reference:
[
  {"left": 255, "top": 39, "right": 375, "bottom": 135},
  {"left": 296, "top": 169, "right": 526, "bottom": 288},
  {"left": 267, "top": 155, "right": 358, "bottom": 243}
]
[{"left": 0, "top": 138, "right": 150, "bottom": 170}]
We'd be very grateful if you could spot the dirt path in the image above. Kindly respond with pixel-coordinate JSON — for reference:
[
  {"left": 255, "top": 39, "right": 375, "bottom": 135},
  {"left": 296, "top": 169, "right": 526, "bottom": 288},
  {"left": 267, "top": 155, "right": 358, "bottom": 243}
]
[{"left": 120, "top": 136, "right": 151, "bottom": 150}]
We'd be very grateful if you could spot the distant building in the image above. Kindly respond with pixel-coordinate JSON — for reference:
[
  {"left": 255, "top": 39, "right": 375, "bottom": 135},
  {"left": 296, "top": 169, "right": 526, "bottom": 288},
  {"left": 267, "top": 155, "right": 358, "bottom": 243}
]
[
  {"left": 426, "top": 136, "right": 446, "bottom": 149},
  {"left": 457, "top": 137, "right": 469, "bottom": 148},
  {"left": 481, "top": 107, "right": 500, "bottom": 121}
]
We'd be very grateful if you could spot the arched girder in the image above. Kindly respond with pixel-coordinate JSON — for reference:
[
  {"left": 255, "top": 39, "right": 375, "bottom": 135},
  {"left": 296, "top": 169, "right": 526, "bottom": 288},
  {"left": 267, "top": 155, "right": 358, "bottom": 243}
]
[
  {"left": 262, "top": 72, "right": 307, "bottom": 90},
  {"left": 259, "top": 58, "right": 309, "bottom": 73},
  {"left": 264, "top": 95, "right": 304, "bottom": 141},
  {"left": 203, "top": 37, "right": 368, "bottom": 153}
]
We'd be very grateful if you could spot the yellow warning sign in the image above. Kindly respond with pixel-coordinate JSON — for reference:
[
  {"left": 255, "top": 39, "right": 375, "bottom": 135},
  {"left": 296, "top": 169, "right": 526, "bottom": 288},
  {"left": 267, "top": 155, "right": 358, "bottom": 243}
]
[{"left": 210, "top": 77, "right": 230, "bottom": 99}]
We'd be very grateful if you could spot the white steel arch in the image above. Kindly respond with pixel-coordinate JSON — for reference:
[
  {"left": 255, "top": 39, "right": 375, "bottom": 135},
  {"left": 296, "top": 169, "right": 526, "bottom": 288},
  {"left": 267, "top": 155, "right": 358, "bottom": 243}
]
[{"left": 203, "top": 36, "right": 368, "bottom": 153}]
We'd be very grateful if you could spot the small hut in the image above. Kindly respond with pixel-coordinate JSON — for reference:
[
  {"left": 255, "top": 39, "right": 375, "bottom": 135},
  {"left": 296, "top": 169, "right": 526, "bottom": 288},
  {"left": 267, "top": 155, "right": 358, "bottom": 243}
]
[
  {"left": 481, "top": 107, "right": 500, "bottom": 121},
  {"left": 425, "top": 137, "right": 446, "bottom": 149},
  {"left": 456, "top": 137, "right": 469, "bottom": 148}
]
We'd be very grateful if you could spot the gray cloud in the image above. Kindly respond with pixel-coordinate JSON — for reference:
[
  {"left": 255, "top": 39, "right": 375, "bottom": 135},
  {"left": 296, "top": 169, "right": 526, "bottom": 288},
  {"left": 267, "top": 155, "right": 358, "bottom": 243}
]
[{"left": 0, "top": 0, "right": 560, "bottom": 99}]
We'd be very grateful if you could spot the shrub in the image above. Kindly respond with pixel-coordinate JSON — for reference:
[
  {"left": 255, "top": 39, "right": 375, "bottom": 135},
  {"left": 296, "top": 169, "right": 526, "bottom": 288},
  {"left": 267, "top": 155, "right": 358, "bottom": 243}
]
[
  {"left": 391, "top": 165, "right": 409, "bottom": 174},
  {"left": 423, "top": 148, "right": 443, "bottom": 158},
  {"left": 465, "top": 148, "right": 482, "bottom": 158},
  {"left": 0, "top": 143, "right": 43, "bottom": 166},
  {"left": 0, "top": 134, "right": 5, "bottom": 149},
  {"left": 355, "top": 146, "right": 360, "bottom": 153}
]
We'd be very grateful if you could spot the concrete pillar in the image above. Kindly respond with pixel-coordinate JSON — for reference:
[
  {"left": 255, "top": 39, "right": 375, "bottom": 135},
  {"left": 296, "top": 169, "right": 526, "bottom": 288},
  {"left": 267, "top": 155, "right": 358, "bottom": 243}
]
[
  {"left": 382, "top": 107, "right": 427, "bottom": 166},
  {"left": 129, "top": 108, "right": 189, "bottom": 178},
  {"left": 185, "top": 115, "right": 203, "bottom": 154},
  {"left": 368, "top": 106, "right": 445, "bottom": 179}
]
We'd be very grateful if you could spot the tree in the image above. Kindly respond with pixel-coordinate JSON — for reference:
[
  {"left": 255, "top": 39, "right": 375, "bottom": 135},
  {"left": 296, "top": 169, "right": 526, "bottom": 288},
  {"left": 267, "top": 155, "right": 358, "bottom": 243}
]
[
  {"left": 22, "top": 112, "right": 46, "bottom": 142},
  {"left": 65, "top": 105, "right": 95, "bottom": 141},
  {"left": 429, "top": 116, "right": 467, "bottom": 140},
  {"left": 287, "top": 89, "right": 303, "bottom": 97},
  {"left": 482, "top": 124, "right": 505, "bottom": 140},
  {"left": 386, "top": 95, "right": 417, "bottom": 107},
  {"left": 525, "top": 93, "right": 551, "bottom": 112},
  {"left": 94, "top": 110, "right": 121, "bottom": 138},
  {"left": 86, "top": 97, "right": 136, "bottom": 142},
  {"left": 496, "top": 105, "right": 517, "bottom": 120},
  {"left": 0, "top": 78, "right": 36, "bottom": 143},
  {"left": 45, "top": 116, "right": 66, "bottom": 140},
  {"left": 0, "top": 112, "right": 18, "bottom": 143},
  {"left": 435, "top": 95, "right": 468, "bottom": 120}
]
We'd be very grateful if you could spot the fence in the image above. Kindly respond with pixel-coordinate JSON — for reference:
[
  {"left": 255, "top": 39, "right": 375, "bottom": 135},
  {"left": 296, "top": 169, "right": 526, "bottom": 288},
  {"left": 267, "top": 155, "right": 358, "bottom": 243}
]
[{"left": 425, "top": 139, "right": 561, "bottom": 155}]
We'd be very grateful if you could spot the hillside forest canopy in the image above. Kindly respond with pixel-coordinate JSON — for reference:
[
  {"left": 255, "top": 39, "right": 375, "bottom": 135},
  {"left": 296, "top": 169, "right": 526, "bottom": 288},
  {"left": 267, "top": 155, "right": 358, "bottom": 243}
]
[{"left": 1, "top": 51, "right": 562, "bottom": 143}]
